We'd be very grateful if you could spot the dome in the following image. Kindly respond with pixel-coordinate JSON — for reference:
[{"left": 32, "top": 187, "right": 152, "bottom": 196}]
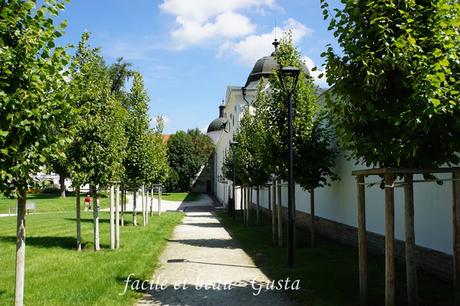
[
  {"left": 244, "top": 39, "right": 312, "bottom": 88},
  {"left": 207, "top": 117, "right": 228, "bottom": 133},
  {"left": 207, "top": 105, "right": 228, "bottom": 133},
  {"left": 244, "top": 55, "right": 279, "bottom": 87}
]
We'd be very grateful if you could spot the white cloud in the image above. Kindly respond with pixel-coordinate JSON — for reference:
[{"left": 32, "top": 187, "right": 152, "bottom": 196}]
[
  {"left": 303, "top": 56, "right": 328, "bottom": 88},
  {"left": 159, "top": 0, "right": 275, "bottom": 48},
  {"left": 171, "top": 12, "right": 255, "bottom": 46},
  {"left": 222, "top": 18, "right": 313, "bottom": 66}
]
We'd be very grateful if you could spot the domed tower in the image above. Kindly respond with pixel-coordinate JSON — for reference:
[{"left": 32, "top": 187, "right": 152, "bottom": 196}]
[
  {"left": 244, "top": 39, "right": 311, "bottom": 90},
  {"left": 244, "top": 39, "right": 280, "bottom": 89},
  {"left": 207, "top": 104, "right": 228, "bottom": 144}
]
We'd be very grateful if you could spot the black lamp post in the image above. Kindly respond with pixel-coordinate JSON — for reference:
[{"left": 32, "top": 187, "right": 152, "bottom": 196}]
[
  {"left": 279, "top": 66, "right": 300, "bottom": 268},
  {"left": 230, "top": 141, "right": 239, "bottom": 220}
]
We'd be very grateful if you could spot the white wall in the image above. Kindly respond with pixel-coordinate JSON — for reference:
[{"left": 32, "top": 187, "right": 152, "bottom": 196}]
[
  {"left": 211, "top": 84, "right": 454, "bottom": 256},
  {"left": 250, "top": 153, "right": 453, "bottom": 255}
]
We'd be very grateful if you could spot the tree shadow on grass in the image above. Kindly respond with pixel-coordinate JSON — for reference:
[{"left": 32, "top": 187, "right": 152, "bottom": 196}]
[
  {"left": 0, "top": 236, "right": 110, "bottom": 250},
  {"left": 64, "top": 217, "right": 135, "bottom": 226},
  {"left": 0, "top": 236, "right": 77, "bottom": 249}
]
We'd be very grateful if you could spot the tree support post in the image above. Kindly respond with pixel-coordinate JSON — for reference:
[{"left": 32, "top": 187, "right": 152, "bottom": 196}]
[
  {"left": 133, "top": 191, "right": 137, "bottom": 226},
  {"left": 14, "top": 189, "right": 27, "bottom": 306},
  {"left": 115, "top": 184, "right": 120, "bottom": 249},
  {"left": 404, "top": 174, "right": 418, "bottom": 306},
  {"left": 91, "top": 186, "right": 100, "bottom": 251},
  {"left": 271, "top": 181, "right": 277, "bottom": 245},
  {"left": 142, "top": 185, "right": 146, "bottom": 226},
  {"left": 357, "top": 175, "right": 367, "bottom": 306},
  {"left": 384, "top": 173, "right": 395, "bottom": 306},
  {"left": 453, "top": 171, "right": 460, "bottom": 305},
  {"left": 256, "top": 188, "right": 260, "bottom": 225},
  {"left": 76, "top": 186, "right": 82, "bottom": 251},
  {"left": 277, "top": 180, "right": 283, "bottom": 247},
  {"left": 158, "top": 186, "right": 162, "bottom": 216},
  {"left": 110, "top": 185, "right": 115, "bottom": 249},
  {"left": 310, "top": 188, "right": 315, "bottom": 248},
  {"left": 150, "top": 187, "right": 154, "bottom": 217}
]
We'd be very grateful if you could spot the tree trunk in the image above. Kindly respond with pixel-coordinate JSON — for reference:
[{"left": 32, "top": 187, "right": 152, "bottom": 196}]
[
  {"left": 92, "top": 185, "right": 100, "bottom": 251},
  {"left": 121, "top": 188, "right": 125, "bottom": 227},
  {"left": 59, "top": 173, "right": 66, "bottom": 198},
  {"left": 453, "top": 171, "right": 460, "bottom": 305},
  {"left": 76, "top": 187, "right": 82, "bottom": 251},
  {"left": 256, "top": 188, "right": 260, "bottom": 225},
  {"left": 133, "top": 191, "right": 137, "bottom": 226},
  {"left": 142, "top": 185, "right": 146, "bottom": 226},
  {"left": 240, "top": 186, "right": 244, "bottom": 223},
  {"left": 384, "top": 173, "right": 395, "bottom": 306},
  {"left": 357, "top": 175, "right": 368, "bottom": 306},
  {"left": 277, "top": 180, "right": 283, "bottom": 247},
  {"left": 158, "top": 187, "right": 162, "bottom": 216},
  {"left": 150, "top": 187, "right": 154, "bottom": 216},
  {"left": 14, "top": 188, "right": 27, "bottom": 306},
  {"left": 404, "top": 174, "right": 418, "bottom": 306},
  {"left": 310, "top": 188, "right": 315, "bottom": 248},
  {"left": 115, "top": 185, "right": 120, "bottom": 249},
  {"left": 248, "top": 187, "right": 252, "bottom": 225},
  {"left": 271, "top": 180, "right": 277, "bottom": 245},
  {"left": 109, "top": 185, "right": 115, "bottom": 249}
]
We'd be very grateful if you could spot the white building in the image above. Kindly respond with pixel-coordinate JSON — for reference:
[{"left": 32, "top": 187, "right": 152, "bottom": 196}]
[{"left": 207, "top": 42, "right": 453, "bottom": 279}]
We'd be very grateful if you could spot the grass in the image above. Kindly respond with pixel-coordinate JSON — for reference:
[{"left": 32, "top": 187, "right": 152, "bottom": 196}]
[
  {"left": 216, "top": 211, "right": 453, "bottom": 306},
  {"left": 153, "top": 192, "right": 201, "bottom": 202},
  {"left": 0, "top": 199, "right": 183, "bottom": 305},
  {"left": 0, "top": 193, "right": 110, "bottom": 215}
]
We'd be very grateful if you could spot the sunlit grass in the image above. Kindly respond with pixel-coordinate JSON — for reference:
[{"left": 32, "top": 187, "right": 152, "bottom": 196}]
[{"left": 0, "top": 209, "right": 183, "bottom": 305}]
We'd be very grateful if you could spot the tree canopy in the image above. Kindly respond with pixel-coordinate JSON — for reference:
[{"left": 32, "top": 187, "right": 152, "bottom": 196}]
[
  {"left": 0, "top": 0, "right": 73, "bottom": 195},
  {"left": 321, "top": 0, "right": 460, "bottom": 168},
  {"left": 166, "top": 129, "right": 214, "bottom": 192}
]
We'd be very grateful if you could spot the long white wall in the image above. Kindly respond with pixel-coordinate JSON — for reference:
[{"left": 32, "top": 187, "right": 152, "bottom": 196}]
[
  {"left": 247, "top": 153, "right": 453, "bottom": 255},
  {"left": 211, "top": 84, "right": 453, "bottom": 256}
]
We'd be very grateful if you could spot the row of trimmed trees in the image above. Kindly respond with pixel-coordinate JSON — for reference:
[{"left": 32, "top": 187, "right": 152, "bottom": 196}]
[
  {"left": 224, "top": 1, "right": 459, "bottom": 305},
  {"left": 0, "top": 1, "right": 169, "bottom": 304},
  {"left": 222, "top": 34, "right": 339, "bottom": 247}
]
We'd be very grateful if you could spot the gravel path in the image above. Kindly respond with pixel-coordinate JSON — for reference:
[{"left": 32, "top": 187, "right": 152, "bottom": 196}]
[{"left": 135, "top": 195, "right": 296, "bottom": 306}]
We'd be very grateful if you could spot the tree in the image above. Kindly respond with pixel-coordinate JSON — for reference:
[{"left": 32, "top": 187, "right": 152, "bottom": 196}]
[
  {"left": 222, "top": 106, "right": 271, "bottom": 224},
  {"left": 0, "top": 0, "right": 71, "bottom": 303},
  {"left": 321, "top": 0, "right": 460, "bottom": 168},
  {"left": 321, "top": 1, "right": 459, "bottom": 303},
  {"left": 122, "top": 72, "right": 151, "bottom": 225},
  {"left": 167, "top": 130, "right": 214, "bottom": 192},
  {"left": 66, "top": 32, "right": 127, "bottom": 250}
]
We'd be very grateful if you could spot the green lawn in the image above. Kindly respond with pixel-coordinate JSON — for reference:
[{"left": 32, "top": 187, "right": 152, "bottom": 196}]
[
  {"left": 217, "top": 211, "right": 453, "bottom": 306},
  {"left": 0, "top": 201, "right": 183, "bottom": 305},
  {"left": 0, "top": 193, "right": 110, "bottom": 215},
  {"left": 153, "top": 192, "right": 201, "bottom": 202}
]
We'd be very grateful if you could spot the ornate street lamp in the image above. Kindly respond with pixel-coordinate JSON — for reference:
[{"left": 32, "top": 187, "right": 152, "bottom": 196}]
[{"left": 279, "top": 66, "right": 300, "bottom": 268}]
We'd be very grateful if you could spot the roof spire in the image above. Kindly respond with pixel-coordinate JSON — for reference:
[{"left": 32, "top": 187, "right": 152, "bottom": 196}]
[{"left": 272, "top": 38, "right": 279, "bottom": 51}]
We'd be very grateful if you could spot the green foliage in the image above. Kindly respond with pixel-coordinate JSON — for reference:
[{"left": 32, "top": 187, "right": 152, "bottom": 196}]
[
  {"left": 0, "top": 0, "right": 72, "bottom": 195},
  {"left": 321, "top": 0, "right": 460, "bottom": 168},
  {"left": 253, "top": 34, "right": 338, "bottom": 190},
  {"left": 66, "top": 33, "right": 127, "bottom": 189},
  {"left": 121, "top": 72, "right": 168, "bottom": 189},
  {"left": 167, "top": 129, "right": 214, "bottom": 192},
  {"left": 222, "top": 106, "right": 271, "bottom": 188}
]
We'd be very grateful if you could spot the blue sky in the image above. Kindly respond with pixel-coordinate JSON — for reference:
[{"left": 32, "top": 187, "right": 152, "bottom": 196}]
[{"left": 56, "top": 0, "right": 341, "bottom": 134}]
